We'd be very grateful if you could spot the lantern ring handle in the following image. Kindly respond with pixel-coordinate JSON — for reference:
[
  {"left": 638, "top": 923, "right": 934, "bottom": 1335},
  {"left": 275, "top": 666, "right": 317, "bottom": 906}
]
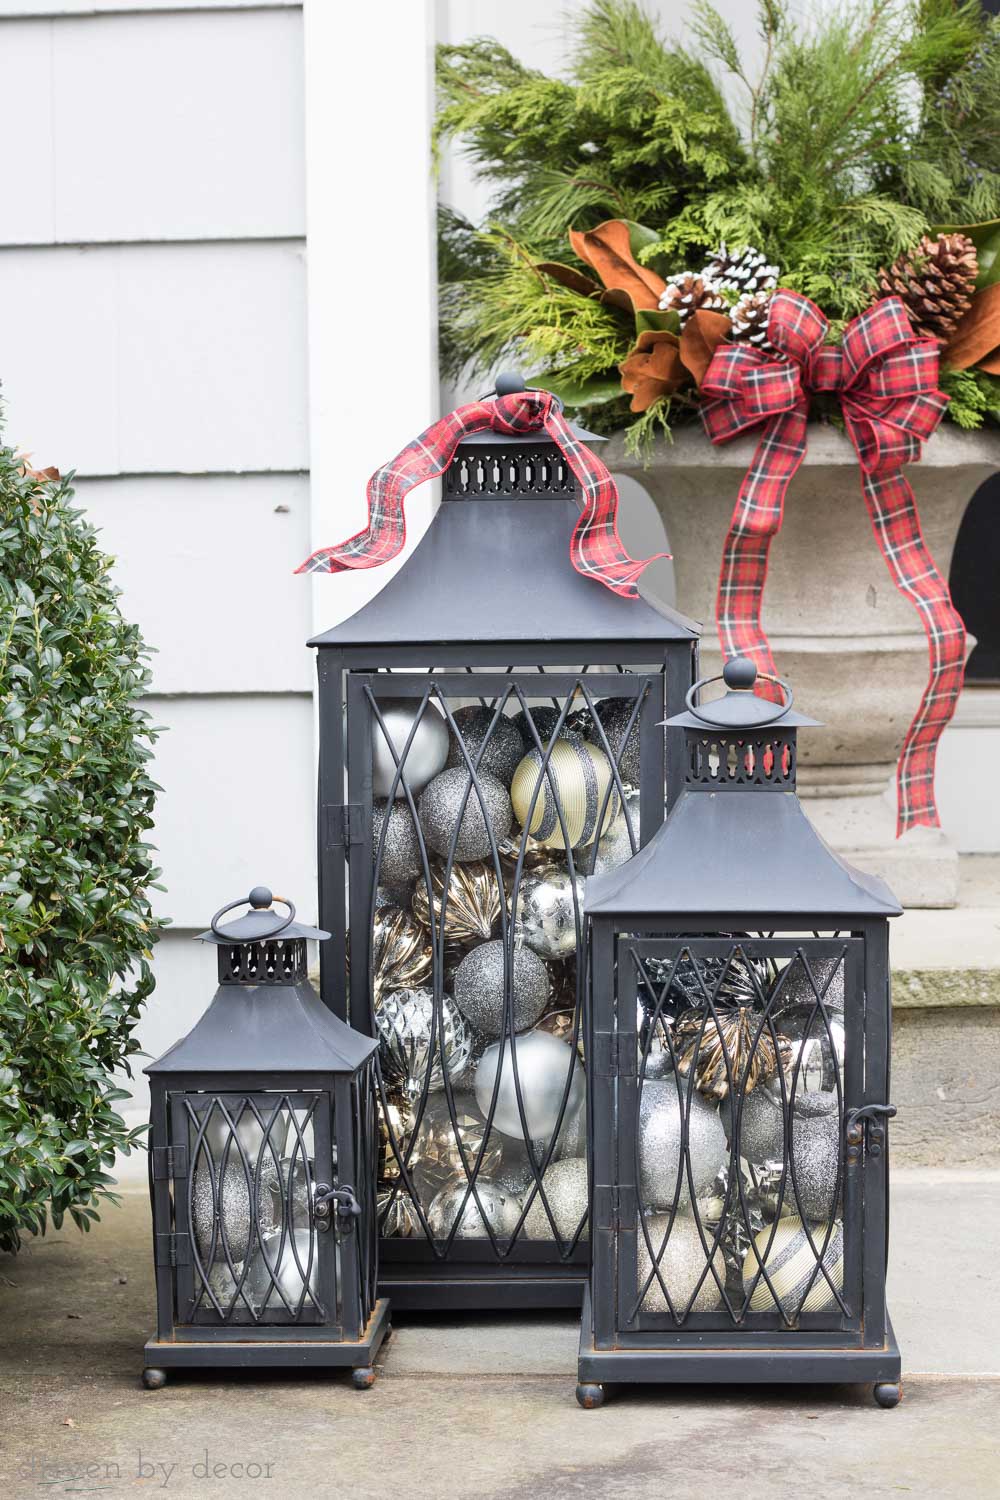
[
  {"left": 210, "top": 890, "right": 296, "bottom": 940},
  {"left": 684, "top": 672, "right": 794, "bottom": 727}
]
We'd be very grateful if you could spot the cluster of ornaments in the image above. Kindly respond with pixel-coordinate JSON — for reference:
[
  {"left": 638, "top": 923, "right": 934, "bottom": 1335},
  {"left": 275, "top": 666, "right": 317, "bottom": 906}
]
[{"left": 369, "top": 693, "right": 641, "bottom": 1244}]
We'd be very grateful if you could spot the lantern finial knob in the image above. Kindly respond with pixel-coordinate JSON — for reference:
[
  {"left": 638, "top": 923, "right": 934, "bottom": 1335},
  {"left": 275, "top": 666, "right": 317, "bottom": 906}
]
[
  {"left": 248, "top": 886, "right": 273, "bottom": 910},
  {"left": 494, "top": 370, "right": 526, "bottom": 397},
  {"left": 723, "top": 656, "right": 757, "bottom": 691}
]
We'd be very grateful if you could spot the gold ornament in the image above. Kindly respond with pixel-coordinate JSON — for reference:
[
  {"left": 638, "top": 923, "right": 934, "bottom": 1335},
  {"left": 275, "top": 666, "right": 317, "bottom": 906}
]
[
  {"left": 674, "top": 1006, "right": 791, "bottom": 1102},
  {"left": 412, "top": 861, "right": 506, "bottom": 944},
  {"left": 414, "top": 1110, "right": 503, "bottom": 1191},
  {"left": 370, "top": 906, "right": 432, "bottom": 1004},
  {"left": 377, "top": 1093, "right": 417, "bottom": 1185},
  {"left": 499, "top": 832, "right": 551, "bottom": 873}
]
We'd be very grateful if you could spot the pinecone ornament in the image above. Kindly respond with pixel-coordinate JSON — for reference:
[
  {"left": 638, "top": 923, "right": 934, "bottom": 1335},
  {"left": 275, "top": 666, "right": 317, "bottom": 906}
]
[
  {"left": 730, "top": 289, "right": 774, "bottom": 351},
  {"left": 702, "top": 244, "right": 779, "bottom": 298},
  {"left": 877, "top": 234, "right": 978, "bottom": 342},
  {"left": 658, "top": 272, "right": 726, "bottom": 325}
]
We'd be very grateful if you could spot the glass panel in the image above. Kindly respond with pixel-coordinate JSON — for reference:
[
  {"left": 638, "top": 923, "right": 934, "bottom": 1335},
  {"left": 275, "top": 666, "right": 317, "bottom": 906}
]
[
  {"left": 625, "top": 937, "right": 856, "bottom": 1330},
  {"left": 359, "top": 668, "right": 664, "bottom": 1259},
  {"left": 176, "top": 1092, "right": 331, "bottom": 1326}
]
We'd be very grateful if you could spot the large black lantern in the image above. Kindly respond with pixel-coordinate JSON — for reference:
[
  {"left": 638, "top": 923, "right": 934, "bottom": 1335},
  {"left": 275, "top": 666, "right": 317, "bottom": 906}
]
[
  {"left": 310, "top": 380, "right": 700, "bottom": 1310},
  {"left": 578, "top": 659, "right": 903, "bottom": 1407},
  {"left": 142, "top": 887, "right": 389, "bottom": 1389}
]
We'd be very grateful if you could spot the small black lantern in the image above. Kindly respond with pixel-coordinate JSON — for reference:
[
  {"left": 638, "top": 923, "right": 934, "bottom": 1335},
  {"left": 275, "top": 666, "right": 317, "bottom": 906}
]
[
  {"left": 578, "top": 659, "right": 903, "bottom": 1407},
  {"left": 142, "top": 887, "right": 389, "bottom": 1389},
  {"left": 310, "top": 378, "right": 700, "bottom": 1311}
]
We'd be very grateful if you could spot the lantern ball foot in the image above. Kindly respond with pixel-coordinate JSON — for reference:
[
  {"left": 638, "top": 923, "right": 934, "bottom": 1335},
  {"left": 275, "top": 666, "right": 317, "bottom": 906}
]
[
  {"left": 352, "top": 1366, "right": 377, "bottom": 1390},
  {"left": 142, "top": 1368, "right": 168, "bottom": 1391},
  {"left": 873, "top": 1382, "right": 902, "bottom": 1409},
  {"left": 575, "top": 1382, "right": 605, "bottom": 1409}
]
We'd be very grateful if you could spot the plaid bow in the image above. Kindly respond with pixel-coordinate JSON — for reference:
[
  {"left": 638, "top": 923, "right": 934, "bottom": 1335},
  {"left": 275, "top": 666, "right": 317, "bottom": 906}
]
[
  {"left": 297, "top": 390, "right": 667, "bottom": 598},
  {"left": 702, "top": 290, "right": 962, "bottom": 836}
]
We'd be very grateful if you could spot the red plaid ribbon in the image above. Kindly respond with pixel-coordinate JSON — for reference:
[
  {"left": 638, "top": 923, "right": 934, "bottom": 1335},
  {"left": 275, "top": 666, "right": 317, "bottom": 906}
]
[
  {"left": 297, "top": 389, "right": 667, "bottom": 598},
  {"left": 702, "top": 290, "right": 963, "bottom": 836}
]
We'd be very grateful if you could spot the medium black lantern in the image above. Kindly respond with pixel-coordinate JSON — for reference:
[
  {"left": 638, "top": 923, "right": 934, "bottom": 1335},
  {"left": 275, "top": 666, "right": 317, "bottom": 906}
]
[
  {"left": 310, "top": 379, "right": 700, "bottom": 1310},
  {"left": 578, "top": 659, "right": 903, "bottom": 1407},
  {"left": 142, "top": 887, "right": 389, "bottom": 1389}
]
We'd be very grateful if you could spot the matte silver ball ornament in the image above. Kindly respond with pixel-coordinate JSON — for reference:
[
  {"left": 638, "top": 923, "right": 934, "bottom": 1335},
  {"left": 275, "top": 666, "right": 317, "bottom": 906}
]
[
  {"left": 454, "top": 938, "right": 550, "bottom": 1041},
  {"left": 244, "top": 1228, "right": 318, "bottom": 1310},
  {"left": 474, "top": 1030, "right": 584, "bottom": 1141},
  {"left": 418, "top": 768, "right": 512, "bottom": 863},
  {"left": 522, "top": 1157, "right": 589, "bottom": 1241},
  {"left": 426, "top": 1177, "right": 521, "bottom": 1239},
  {"left": 514, "top": 866, "right": 585, "bottom": 958},
  {"left": 376, "top": 987, "right": 472, "bottom": 1100},
  {"left": 585, "top": 789, "right": 641, "bottom": 875},
  {"left": 637, "top": 1213, "right": 725, "bottom": 1314},
  {"left": 371, "top": 698, "right": 449, "bottom": 798},
  {"left": 638, "top": 1080, "right": 728, "bottom": 1210},
  {"left": 372, "top": 799, "right": 424, "bottom": 886},
  {"left": 446, "top": 705, "right": 525, "bottom": 786}
]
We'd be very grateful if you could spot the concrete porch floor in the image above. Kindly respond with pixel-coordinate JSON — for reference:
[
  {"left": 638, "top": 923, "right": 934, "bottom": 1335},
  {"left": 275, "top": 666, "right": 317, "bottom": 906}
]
[{"left": 0, "top": 1176, "right": 997, "bottom": 1499}]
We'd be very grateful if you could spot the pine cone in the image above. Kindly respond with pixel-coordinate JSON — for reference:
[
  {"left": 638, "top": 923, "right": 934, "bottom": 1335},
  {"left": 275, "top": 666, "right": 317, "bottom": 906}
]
[
  {"left": 702, "top": 243, "right": 779, "bottom": 297},
  {"left": 658, "top": 272, "right": 725, "bottom": 325},
  {"left": 730, "top": 289, "right": 774, "bottom": 351},
  {"left": 877, "top": 233, "right": 978, "bottom": 342}
]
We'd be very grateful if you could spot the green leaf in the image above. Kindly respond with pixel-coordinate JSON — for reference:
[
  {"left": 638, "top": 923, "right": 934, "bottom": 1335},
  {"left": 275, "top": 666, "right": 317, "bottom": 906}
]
[
  {"left": 538, "top": 372, "right": 624, "bottom": 406},
  {"left": 634, "top": 308, "right": 681, "bottom": 336},
  {"left": 623, "top": 220, "right": 660, "bottom": 260},
  {"left": 933, "top": 221, "right": 1000, "bottom": 289}
]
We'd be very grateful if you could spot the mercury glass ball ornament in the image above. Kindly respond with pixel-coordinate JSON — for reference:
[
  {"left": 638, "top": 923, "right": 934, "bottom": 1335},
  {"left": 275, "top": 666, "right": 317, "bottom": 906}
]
[
  {"left": 744, "top": 1216, "right": 844, "bottom": 1316},
  {"left": 584, "top": 789, "right": 641, "bottom": 876},
  {"left": 522, "top": 1157, "right": 589, "bottom": 1241},
  {"left": 192, "top": 1160, "right": 276, "bottom": 1265},
  {"left": 445, "top": 705, "right": 525, "bottom": 787},
  {"left": 372, "top": 798, "right": 424, "bottom": 887},
  {"left": 637, "top": 1213, "right": 725, "bottom": 1315},
  {"left": 371, "top": 698, "right": 449, "bottom": 799},
  {"left": 376, "top": 987, "right": 472, "bottom": 1100},
  {"left": 418, "top": 768, "right": 512, "bottom": 863},
  {"left": 638, "top": 1080, "right": 728, "bottom": 1210},
  {"left": 474, "top": 1030, "right": 584, "bottom": 1140},
  {"left": 454, "top": 938, "right": 550, "bottom": 1041},
  {"left": 426, "top": 1177, "right": 521, "bottom": 1240},
  {"left": 511, "top": 738, "right": 620, "bottom": 851},
  {"left": 514, "top": 866, "right": 585, "bottom": 959},
  {"left": 378, "top": 1186, "right": 425, "bottom": 1238},
  {"left": 244, "top": 1228, "right": 318, "bottom": 1311},
  {"left": 590, "top": 696, "right": 642, "bottom": 786}
]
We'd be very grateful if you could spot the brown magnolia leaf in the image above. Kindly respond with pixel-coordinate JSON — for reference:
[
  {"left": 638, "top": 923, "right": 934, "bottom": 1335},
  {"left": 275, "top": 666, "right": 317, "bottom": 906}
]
[
  {"left": 620, "top": 329, "right": 685, "bottom": 413},
  {"left": 569, "top": 220, "right": 665, "bottom": 312},
  {"left": 536, "top": 261, "right": 603, "bottom": 298},
  {"left": 979, "top": 350, "right": 1000, "bottom": 374},
  {"left": 941, "top": 283, "right": 1000, "bottom": 370},
  {"left": 680, "top": 309, "right": 733, "bottom": 386}
]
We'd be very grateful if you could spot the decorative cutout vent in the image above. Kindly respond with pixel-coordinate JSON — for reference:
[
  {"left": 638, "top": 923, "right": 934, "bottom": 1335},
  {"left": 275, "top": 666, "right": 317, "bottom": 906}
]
[
  {"left": 686, "top": 732, "right": 796, "bottom": 789},
  {"left": 219, "top": 938, "right": 308, "bottom": 985},
  {"left": 444, "top": 446, "right": 576, "bottom": 499}
]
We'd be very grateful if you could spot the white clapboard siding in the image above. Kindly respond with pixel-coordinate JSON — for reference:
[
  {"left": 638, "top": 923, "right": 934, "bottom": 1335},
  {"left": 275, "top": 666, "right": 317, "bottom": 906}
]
[
  {"left": 146, "top": 691, "right": 315, "bottom": 930},
  {"left": 0, "top": 240, "right": 308, "bottom": 475},
  {"left": 76, "top": 474, "right": 313, "bottom": 695},
  {"left": 0, "top": 8, "right": 304, "bottom": 245}
]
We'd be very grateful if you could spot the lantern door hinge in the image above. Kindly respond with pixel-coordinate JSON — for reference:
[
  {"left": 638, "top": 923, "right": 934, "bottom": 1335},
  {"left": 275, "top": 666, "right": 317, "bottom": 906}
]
[
  {"left": 151, "top": 1145, "right": 188, "bottom": 1181},
  {"left": 845, "top": 1103, "right": 897, "bottom": 1166},
  {"left": 325, "top": 803, "right": 364, "bottom": 850},
  {"left": 155, "top": 1232, "right": 191, "bottom": 1269}
]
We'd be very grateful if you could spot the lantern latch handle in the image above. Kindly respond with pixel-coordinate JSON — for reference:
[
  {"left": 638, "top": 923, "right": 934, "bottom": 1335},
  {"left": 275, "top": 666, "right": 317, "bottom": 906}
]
[
  {"left": 845, "top": 1103, "right": 896, "bottom": 1164},
  {"left": 313, "top": 1183, "right": 362, "bottom": 1230}
]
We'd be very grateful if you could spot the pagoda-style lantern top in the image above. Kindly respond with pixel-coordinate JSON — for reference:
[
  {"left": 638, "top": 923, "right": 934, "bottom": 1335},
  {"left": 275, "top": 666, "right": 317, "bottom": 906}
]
[
  {"left": 307, "top": 375, "right": 699, "bottom": 665},
  {"left": 585, "top": 658, "right": 901, "bottom": 922}
]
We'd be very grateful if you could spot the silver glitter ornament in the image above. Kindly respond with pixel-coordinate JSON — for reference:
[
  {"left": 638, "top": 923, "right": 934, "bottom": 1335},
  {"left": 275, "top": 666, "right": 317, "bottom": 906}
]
[
  {"left": 446, "top": 706, "right": 525, "bottom": 787},
  {"left": 454, "top": 938, "right": 550, "bottom": 1041},
  {"left": 376, "top": 987, "right": 472, "bottom": 1100},
  {"left": 510, "top": 706, "right": 579, "bottom": 746},
  {"left": 372, "top": 698, "right": 449, "bottom": 799},
  {"left": 474, "top": 1029, "right": 584, "bottom": 1140},
  {"left": 426, "top": 1177, "right": 521, "bottom": 1239},
  {"left": 775, "top": 956, "right": 845, "bottom": 1013},
  {"left": 372, "top": 798, "right": 424, "bottom": 886},
  {"left": 244, "top": 1228, "right": 318, "bottom": 1310},
  {"left": 638, "top": 1080, "right": 728, "bottom": 1210},
  {"left": 583, "top": 789, "right": 641, "bottom": 875},
  {"left": 418, "top": 768, "right": 512, "bottom": 863},
  {"left": 637, "top": 1213, "right": 725, "bottom": 1315},
  {"left": 787, "top": 1100, "right": 841, "bottom": 1222},
  {"left": 192, "top": 1160, "right": 277, "bottom": 1266},
  {"left": 590, "top": 696, "right": 642, "bottom": 785},
  {"left": 721, "top": 1084, "right": 785, "bottom": 1164},
  {"left": 514, "top": 866, "right": 585, "bottom": 959},
  {"left": 494, "top": 1157, "right": 538, "bottom": 1198},
  {"left": 744, "top": 1216, "right": 843, "bottom": 1316},
  {"left": 522, "top": 1157, "right": 589, "bottom": 1241}
]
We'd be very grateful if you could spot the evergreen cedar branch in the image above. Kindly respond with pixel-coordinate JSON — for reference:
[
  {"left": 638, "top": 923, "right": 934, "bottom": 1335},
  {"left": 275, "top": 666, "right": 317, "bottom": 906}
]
[
  {"left": 0, "top": 456, "right": 163, "bottom": 1252},
  {"left": 435, "top": 0, "right": 1000, "bottom": 451}
]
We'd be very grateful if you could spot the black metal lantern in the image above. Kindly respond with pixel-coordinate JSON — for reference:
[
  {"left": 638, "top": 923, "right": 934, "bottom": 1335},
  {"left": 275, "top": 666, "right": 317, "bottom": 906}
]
[
  {"left": 310, "top": 378, "right": 700, "bottom": 1310},
  {"left": 578, "top": 658, "right": 903, "bottom": 1407},
  {"left": 142, "top": 887, "right": 389, "bottom": 1389}
]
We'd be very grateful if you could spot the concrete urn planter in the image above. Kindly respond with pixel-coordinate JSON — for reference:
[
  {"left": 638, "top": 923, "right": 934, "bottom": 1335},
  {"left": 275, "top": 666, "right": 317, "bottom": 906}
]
[{"left": 607, "top": 425, "right": 1000, "bottom": 907}]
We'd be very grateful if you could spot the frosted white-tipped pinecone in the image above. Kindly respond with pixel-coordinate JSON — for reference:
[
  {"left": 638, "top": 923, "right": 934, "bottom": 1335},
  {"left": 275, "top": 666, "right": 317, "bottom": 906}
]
[
  {"left": 658, "top": 271, "right": 726, "bottom": 324},
  {"left": 702, "top": 244, "right": 780, "bottom": 298},
  {"left": 730, "top": 289, "right": 774, "bottom": 351}
]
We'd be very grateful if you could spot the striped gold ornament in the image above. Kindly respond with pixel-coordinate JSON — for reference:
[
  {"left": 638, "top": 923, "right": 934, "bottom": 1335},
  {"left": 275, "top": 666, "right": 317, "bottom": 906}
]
[
  {"left": 510, "top": 739, "right": 620, "bottom": 850},
  {"left": 744, "top": 1215, "right": 844, "bottom": 1316}
]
